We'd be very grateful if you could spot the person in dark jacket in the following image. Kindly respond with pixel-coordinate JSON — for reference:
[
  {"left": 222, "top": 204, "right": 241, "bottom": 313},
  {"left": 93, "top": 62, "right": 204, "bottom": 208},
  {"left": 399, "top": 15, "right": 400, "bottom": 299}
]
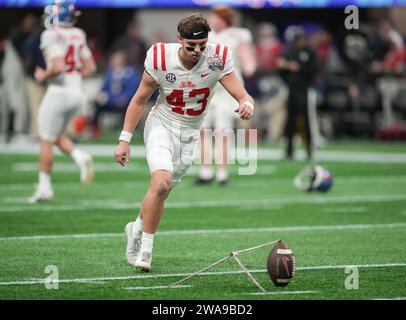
[{"left": 277, "top": 26, "right": 319, "bottom": 160}]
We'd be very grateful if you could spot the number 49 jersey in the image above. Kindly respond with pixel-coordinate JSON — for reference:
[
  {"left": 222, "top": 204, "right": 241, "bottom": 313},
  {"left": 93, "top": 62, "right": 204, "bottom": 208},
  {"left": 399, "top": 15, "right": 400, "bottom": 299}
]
[
  {"left": 145, "top": 42, "right": 234, "bottom": 135},
  {"left": 40, "top": 27, "right": 92, "bottom": 89}
]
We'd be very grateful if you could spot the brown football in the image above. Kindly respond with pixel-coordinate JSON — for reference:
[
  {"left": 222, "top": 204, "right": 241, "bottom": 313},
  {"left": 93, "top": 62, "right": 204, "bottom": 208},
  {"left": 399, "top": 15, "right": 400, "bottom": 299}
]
[{"left": 267, "top": 240, "right": 296, "bottom": 287}]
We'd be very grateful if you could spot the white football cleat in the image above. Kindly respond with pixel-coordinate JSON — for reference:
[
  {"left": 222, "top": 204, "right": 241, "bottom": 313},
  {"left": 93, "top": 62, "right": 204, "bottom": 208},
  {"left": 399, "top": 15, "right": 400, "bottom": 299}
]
[
  {"left": 80, "top": 153, "right": 94, "bottom": 186},
  {"left": 28, "top": 186, "right": 54, "bottom": 204},
  {"left": 124, "top": 222, "right": 141, "bottom": 266},
  {"left": 134, "top": 251, "right": 152, "bottom": 272}
]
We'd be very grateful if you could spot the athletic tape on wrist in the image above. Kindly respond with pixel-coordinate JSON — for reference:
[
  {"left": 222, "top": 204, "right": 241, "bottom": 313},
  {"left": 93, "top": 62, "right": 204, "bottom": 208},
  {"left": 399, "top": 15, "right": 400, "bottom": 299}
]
[
  {"left": 243, "top": 101, "right": 254, "bottom": 111},
  {"left": 119, "top": 131, "right": 133, "bottom": 143}
]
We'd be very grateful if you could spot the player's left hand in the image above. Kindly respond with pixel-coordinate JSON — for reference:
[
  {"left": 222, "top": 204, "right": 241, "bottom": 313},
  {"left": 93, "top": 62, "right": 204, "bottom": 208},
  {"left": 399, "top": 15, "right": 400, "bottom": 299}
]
[
  {"left": 34, "top": 67, "right": 46, "bottom": 82},
  {"left": 235, "top": 102, "right": 254, "bottom": 120}
]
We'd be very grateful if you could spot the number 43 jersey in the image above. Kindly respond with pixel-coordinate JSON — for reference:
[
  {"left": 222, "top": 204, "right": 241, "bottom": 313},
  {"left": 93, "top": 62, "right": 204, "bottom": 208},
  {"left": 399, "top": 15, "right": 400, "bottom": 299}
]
[
  {"left": 40, "top": 27, "right": 92, "bottom": 89},
  {"left": 145, "top": 42, "right": 235, "bottom": 136}
]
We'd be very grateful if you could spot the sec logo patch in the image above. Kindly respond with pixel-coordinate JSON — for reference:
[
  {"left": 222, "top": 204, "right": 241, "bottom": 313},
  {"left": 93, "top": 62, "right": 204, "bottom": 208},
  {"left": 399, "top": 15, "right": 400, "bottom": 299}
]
[{"left": 166, "top": 73, "right": 176, "bottom": 83}]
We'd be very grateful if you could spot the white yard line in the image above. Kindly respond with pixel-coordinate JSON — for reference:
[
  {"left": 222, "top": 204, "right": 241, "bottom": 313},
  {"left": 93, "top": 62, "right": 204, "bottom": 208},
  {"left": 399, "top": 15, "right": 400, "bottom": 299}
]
[
  {"left": 2, "top": 144, "right": 406, "bottom": 163},
  {"left": 371, "top": 297, "right": 406, "bottom": 300},
  {"left": 0, "top": 263, "right": 405, "bottom": 286},
  {"left": 1, "top": 175, "right": 406, "bottom": 193},
  {"left": 11, "top": 162, "right": 145, "bottom": 173},
  {"left": 244, "top": 290, "right": 319, "bottom": 296},
  {"left": 0, "top": 222, "right": 405, "bottom": 242},
  {"left": 1, "top": 198, "right": 32, "bottom": 204},
  {"left": 0, "top": 181, "right": 151, "bottom": 192},
  {"left": 1, "top": 194, "right": 406, "bottom": 213},
  {"left": 10, "top": 162, "right": 276, "bottom": 175},
  {"left": 124, "top": 285, "right": 192, "bottom": 290},
  {"left": 319, "top": 207, "right": 368, "bottom": 213}
]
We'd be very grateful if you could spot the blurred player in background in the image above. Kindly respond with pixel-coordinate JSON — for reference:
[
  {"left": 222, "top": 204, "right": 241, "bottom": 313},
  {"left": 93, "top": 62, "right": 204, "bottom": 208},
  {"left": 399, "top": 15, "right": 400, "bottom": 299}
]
[
  {"left": 114, "top": 13, "right": 254, "bottom": 272},
  {"left": 197, "top": 6, "right": 257, "bottom": 185},
  {"left": 29, "top": 0, "right": 96, "bottom": 203}
]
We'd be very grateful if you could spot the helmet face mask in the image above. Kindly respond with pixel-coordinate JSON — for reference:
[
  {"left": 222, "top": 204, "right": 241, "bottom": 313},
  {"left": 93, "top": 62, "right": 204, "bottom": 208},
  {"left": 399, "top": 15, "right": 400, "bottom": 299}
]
[
  {"left": 42, "top": 0, "right": 80, "bottom": 29},
  {"left": 294, "top": 165, "right": 333, "bottom": 192}
]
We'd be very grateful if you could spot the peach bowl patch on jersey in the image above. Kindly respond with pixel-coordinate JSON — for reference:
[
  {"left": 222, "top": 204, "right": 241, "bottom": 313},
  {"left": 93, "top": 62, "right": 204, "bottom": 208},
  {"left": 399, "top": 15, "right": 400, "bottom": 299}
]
[{"left": 208, "top": 55, "right": 223, "bottom": 71}]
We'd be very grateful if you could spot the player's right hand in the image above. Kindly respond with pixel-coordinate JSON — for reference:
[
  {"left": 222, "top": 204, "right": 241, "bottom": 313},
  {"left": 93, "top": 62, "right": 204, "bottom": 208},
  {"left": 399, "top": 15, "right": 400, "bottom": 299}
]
[
  {"left": 34, "top": 67, "right": 46, "bottom": 82},
  {"left": 114, "top": 141, "right": 131, "bottom": 167}
]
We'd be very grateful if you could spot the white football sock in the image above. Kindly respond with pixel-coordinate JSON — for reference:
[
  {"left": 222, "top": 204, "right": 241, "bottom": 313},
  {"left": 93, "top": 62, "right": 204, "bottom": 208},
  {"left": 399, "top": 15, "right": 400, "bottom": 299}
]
[
  {"left": 39, "top": 171, "right": 51, "bottom": 190},
  {"left": 140, "top": 232, "right": 154, "bottom": 252},
  {"left": 216, "top": 167, "right": 229, "bottom": 182},
  {"left": 70, "top": 148, "right": 86, "bottom": 167},
  {"left": 131, "top": 216, "right": 144, "bottom": 239},
  {"left": 200, "top": 166, "right": 213, "bottom": 180}
]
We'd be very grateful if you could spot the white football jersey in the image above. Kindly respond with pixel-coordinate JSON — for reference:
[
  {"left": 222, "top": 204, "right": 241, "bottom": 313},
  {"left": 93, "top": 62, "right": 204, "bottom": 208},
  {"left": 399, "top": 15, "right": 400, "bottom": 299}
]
[
  {"left": 208, "top": 27, "right": 253, "bottom": 81},
  {"left": 40, "top": 27, "right": 92, "bottom": 89},
  {"left": 145, "top": 42, "right": 234, "bottom": 135}
]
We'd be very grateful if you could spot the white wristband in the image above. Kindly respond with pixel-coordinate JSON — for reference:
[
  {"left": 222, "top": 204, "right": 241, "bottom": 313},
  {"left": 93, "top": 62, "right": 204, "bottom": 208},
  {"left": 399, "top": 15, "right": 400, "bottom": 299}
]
[
  {"left": 243, "top": 101, "right": 254, "bottom": 111},
  {"left": 119, "top": 131, "right": 133, "bottom": 143}
]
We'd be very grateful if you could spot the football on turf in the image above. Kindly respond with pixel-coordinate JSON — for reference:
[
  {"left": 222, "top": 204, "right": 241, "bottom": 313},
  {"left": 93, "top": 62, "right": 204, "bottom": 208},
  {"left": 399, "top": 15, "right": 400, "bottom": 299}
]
[{"left": 267, "top": 240, "right": 296, "bottom": 287}]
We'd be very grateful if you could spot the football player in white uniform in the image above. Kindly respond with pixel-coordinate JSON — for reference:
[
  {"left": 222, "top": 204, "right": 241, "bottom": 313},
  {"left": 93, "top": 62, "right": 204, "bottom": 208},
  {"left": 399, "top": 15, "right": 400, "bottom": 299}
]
[
  {"left": 197, "top": 6, "right": 257, "bottom": 185},
  {"left": 115, "top": 13, "right": 255, "bottom": 272},
  {"left": 29, "top": 0, "right": 96, "bottom": 203}
]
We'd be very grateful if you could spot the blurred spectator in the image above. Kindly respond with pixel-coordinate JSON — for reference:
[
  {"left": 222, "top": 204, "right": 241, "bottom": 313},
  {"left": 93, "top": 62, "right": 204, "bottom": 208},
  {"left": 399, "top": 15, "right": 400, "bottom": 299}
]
[
  {"left": 371, "top": 19, "right": 405, "bottom": 73},
  {"left": 91, "top": 50, "right": 141, "bottom": 138},
  {"left": 0, "top": 37, "right": 4, "bottom": 145},
  {"left": 310, "top": 28, "right": 332, "bottom": 71},
  {"left": 10, "top": 14, "right": 39, "bottom": 60},
  {"left": 254, "top": 22, "right": 287, "bottom": 142},
  {"left": 87, "top": 35, "right": 104, "bottom": 69},
  {"left": 277, "top": 26, "right": 319, "bottom": 160},
  {"left": 108, "top": 21, "right": 147, "bottom": 70},
  {"left": 256, "top": 23, "right": 283, "bottom": 71},
  {"left": 381, "top": 30, "right": 405, "bottom": 74},
  {"left": 0, "top": 34, "right": 29, "bottom": 144},
  {"left": 308, "top": 28, "right": 339, "bottom": 146},
  {"left": 22, "top": 15, "right": 46, "bottom": 139}
]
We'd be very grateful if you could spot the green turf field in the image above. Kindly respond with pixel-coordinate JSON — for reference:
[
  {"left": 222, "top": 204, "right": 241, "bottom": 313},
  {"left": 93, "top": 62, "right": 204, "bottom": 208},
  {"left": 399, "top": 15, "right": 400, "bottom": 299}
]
[{"left": 0, "top": 142, "right": 405, "bottom": 300}]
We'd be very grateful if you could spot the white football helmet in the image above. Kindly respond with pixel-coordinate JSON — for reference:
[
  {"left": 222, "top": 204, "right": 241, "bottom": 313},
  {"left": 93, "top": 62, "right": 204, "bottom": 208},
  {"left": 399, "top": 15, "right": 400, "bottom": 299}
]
[{"left": 293, "top": 165, "right": 333, "bottom": 192}]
